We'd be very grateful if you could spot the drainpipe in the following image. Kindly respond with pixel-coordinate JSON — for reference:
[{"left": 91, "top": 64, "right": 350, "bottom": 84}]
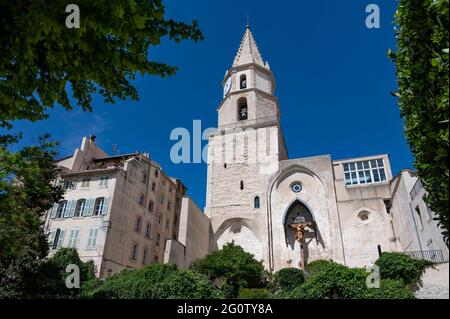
[{"left": 408, "top": 201, "right": 424, "bottom": 259}]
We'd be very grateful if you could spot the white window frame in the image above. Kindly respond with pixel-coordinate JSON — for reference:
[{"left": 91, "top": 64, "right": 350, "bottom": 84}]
[
  {"left": 99, "top": 176, "right": 109, "bottom": 188},
  {"left": 81, "top": 177, "right": 91, "bottom": 188},
  {"left": 74, "top": 199, "right": 86, "bottom": 217},
  {"left": 86, "top": 227, "right": 99, "bottom": 249},
  {"left": 67, "top": 228, "right": 80, "bottom": 248},
  {"left": 94, "top": 197, "right": 105, "bottom": 216},
  {"left": 343, "top": 158, "right": 387, "bottom": 186},
  {"left": 56, "top": 228, "right": 65, "bottom": 248}
]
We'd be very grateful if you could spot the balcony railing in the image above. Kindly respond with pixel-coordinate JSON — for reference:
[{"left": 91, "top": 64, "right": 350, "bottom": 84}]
[{"left": 403, "top": 249, "right": 447, "bottom": 263}]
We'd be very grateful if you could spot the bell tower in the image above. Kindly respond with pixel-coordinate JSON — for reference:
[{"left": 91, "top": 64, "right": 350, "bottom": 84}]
[
  {"left": 217, "top": 26, "right": 283, "bottom": 134},
  {"left": 205, "top": 26, "right": 288, "bottom": 268}
]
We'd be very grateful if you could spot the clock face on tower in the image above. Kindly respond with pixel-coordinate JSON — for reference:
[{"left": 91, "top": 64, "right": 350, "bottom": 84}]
[{"left": 223, "top": 77, "right": 232, "bottom": 97}]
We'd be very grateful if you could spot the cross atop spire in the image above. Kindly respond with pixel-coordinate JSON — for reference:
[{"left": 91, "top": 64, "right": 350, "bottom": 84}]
[{"left": 232, "top": 26, "right": 265, "bottom": 68}]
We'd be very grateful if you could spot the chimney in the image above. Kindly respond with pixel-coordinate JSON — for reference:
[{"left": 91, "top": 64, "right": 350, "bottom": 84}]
[{"left": 89, "top": 134, "right": 97, "bottom": 142}]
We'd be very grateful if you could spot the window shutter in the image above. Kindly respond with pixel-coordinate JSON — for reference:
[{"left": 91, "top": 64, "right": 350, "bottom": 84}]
[
  {"left": 101, "top": 197, "right": 110, "bottom": 215},
  {"left": 50, "top": 203, "right": 58, "bottom": 218},
  {"left": 86, "top": 198, "right": 94, "bottom": 216},
  {"left": 57, "top": 229, "right": 65, "bottom": 248},
  {"left": 69, "top": 200, "right": 76, "bottom": 217},
  {"left": 82, "top": 199, "right": 89, "bottom": 216},
  {"left": 64, "top": 201, "right": 73, "bottom": 218}
]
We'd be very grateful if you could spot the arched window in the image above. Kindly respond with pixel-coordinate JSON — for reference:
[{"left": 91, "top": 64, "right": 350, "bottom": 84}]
[
  {"left": 240, "top": 74, "right": 247, "bottom": 89},
  {"left": 240, "top": 180, "right": 244, "bottom": 190},
  {"left": 94, "top": 197, "right": 105, "bottom": 216},
  {"left": 238, "top": 98, "right": 248, "bottom": 121},
  {"left": 138, "top": 193, "right": 145, "bottom": 206},
  {"left": 56, "top": 200, "right": 68, "bottom": 218},
  {"left": 254, "top": 196, "right": 260, "bottom": 209},
  {"left": 135, "top": 216, "right": 142, "bottom": 232},
  {"left": 142, "top": 247, "right": 149, "bottom": 265},
  {"left": 74, "top": 199, "right": 86, "bottom": 217},
  {"left": 148, "top": 200, "right": 154, "bottom": 212}
]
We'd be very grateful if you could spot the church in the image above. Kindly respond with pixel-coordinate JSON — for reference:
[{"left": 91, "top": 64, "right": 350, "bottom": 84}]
[
  {"left": 44, "top": 26, "right": 447, "bottom": 278},
  {"left": 165, "top": 26, "right": 448, "bottom": 272}
]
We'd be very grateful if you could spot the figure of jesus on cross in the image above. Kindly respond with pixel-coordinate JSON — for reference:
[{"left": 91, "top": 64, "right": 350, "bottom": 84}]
[{"left": 289, "top": 214, "right": 314, "bottom": 270}]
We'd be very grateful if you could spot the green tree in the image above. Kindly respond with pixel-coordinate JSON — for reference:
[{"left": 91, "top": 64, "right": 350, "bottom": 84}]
[
  {"left": 0, "top": 0, "right": 203, "bottom": 128},
  {"left": 189, "top": 243, "right": 267, "bottom": 298},
  {"left": 0, "top": 134, "right": 63, "bottom": 298},
  {"left": 38, "top": 248, "right": 96, "bottom": 298},
  {"left": 389, "top": 0, "right": 449, "bottom": 244}
]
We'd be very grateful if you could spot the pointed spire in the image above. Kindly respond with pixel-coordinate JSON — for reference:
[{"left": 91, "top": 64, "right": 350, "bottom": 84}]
[{"left": 232, "top": 26, "right": 265, "bottom": 68}]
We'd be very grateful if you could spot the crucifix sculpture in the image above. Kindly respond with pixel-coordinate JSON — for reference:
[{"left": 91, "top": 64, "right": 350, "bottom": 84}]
[{"left": 289, "top": 214, "right": 314, "bottom": 270}]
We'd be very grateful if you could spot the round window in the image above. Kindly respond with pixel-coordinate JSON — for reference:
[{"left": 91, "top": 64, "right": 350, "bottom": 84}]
[
  {"left": 291, "top": 182, "right": 302, "bottom": 193},
  {"left": 358, "top": 211, "right": 370, "bottom": 223}
]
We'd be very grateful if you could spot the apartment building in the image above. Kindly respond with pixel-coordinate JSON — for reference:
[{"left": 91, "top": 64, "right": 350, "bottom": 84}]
[{"left": 44, "top": 135, "right": 186, "bottom": 277}]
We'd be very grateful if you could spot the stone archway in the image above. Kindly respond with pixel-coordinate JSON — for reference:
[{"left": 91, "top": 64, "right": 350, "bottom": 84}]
[{"left": 215, "top": 218, "right": 263, "bottom": 262}]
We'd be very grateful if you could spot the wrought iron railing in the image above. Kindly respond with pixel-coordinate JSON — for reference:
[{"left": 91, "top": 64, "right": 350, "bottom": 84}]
[{"left": 403, "top": 249, "right": 447, "bottom": 263}]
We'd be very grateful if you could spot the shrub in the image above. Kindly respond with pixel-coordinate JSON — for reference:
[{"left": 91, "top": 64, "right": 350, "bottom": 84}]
[
  {"left": 362, "top": 279, "right": 414, "bottom": 299},
  {"left": 304, "top": 260, "right": 334, "bottom": 277},
  {"left": 189, "top": 243, "right": 266, "bottom": 298},
  {"left": 375, "top": 252, "right": 432, "bottom": 285},
  {"left": 238, "top": 288, "right": 272, "bottom": 299},
  {"left": 158, "top": 269, "right": 223, "bottom": 299},
  {"left": 81, "top": 264, "right": 222, "bottom": 299},
  {"left": 80, "top": 278, "right": 103, "bottom": 298},
  {"left": 290, "top": 260, "right": 415, "bottom": 299},
  {"left": 290, "top": 262, "right": 368, "bottom": 299},
  {"left": 83, "top": 263, "right": 177, "bottom": 298},
  {"left": 273, "top": 268, "right": 304, "bottom": 292}
]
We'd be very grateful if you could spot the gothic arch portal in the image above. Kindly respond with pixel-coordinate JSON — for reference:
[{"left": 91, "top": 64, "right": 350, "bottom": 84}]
[{"left": 283, "top": 200, "right": 316, "bottom": 249}]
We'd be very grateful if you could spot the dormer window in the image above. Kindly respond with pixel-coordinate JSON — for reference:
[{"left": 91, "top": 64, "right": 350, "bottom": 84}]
[
  {"left": 240, "top": 74, "right": 247, "bottom": 89},
  {"left": 238, "top": 98, "right": 248, "bottom": 121}
]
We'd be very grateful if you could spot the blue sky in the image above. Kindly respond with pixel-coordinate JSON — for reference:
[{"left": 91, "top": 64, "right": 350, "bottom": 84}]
[{"left": 5, "top": 0, "right": 413, "bottom": 208}]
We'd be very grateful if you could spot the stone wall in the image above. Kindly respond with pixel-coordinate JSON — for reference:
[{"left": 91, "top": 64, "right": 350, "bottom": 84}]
[
  {"left": 165, "top": 197, "right": 213, "bottom": 268},
  {"left": 414, "top": 263, "right": 449, "bottom": 299}
]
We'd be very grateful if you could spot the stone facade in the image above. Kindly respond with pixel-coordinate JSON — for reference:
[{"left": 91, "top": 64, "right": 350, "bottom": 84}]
[{"left": 45, "top": 136, "right": 187, "bottom": 277}]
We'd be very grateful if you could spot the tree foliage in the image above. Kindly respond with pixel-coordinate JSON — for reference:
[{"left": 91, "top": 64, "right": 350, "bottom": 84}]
[
  {"left": 272, "top": 267, "right": 304, "bottom": 292},
  {"left": 38, "top": 248, "right": 96, "bottom": 298},
  {"left": 304, "top": 260, "right": 334, "bottom": 277},
  {"left": 290, "top": 260, "right": 414, "bottom": 299},
  {"left": 0, "top": 0, "right": 203, "bottom": 128},
  {"left": 389, "top": 0, "right": 449, "bottom": 244},
  {"left": 375, "top": 252, "right": 432, "bottom": 285},
  {"left": 189, "top": 242, "right": 267, "bottom": 298},
  {"left": 158, "top": 269, "right": 223, "bottom": 299},
  {"left": 81, "top": 263, "right": 222, "bottom": 299},
  {"left": 0, "top": 134, "right": 63, "bottom": 298},
  {"left": 238, "top": 288, "right": 272, "bottom": 299},
  {"left": 83, "top": 263, "right": 177, "bottom": 298}
]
